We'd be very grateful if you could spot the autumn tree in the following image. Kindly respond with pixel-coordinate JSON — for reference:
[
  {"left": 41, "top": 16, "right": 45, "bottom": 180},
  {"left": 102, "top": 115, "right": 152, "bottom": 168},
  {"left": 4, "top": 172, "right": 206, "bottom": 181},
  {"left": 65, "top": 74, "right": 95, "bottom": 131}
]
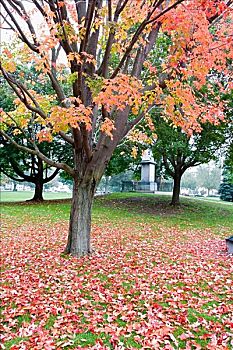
[{"left": 0, "top": 0, "right": 232, "bottom": 256}]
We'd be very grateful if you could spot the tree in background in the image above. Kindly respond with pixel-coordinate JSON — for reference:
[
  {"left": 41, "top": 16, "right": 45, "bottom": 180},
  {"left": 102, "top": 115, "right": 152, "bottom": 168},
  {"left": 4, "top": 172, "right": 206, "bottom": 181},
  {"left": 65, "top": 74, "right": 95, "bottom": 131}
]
[
  {"left": 0, "top": 79, "right": 71, "bottom": 200},
  {"left": 196, "top": 164, "right": 222, "bottom": 196},
  {"left": 0, "top": 141, "right": 59, "bottom": 201},
  {"left": 152, "top": 117, "right": 227, "bottom": 205},
  {"left": 1, "top": 0, "right": 232, "bottom": 256},
  {"left": 218, "top": 83, "right": 233, "bottom": 202},
  {"left": 181, "top": 171, "right": 198, "bottom": 192},
  {"left": 219, "top": 144, "right": 233, "bottom": 202},
  {"left": 219, "top": 166, "right": 233, "bottom": 202}
]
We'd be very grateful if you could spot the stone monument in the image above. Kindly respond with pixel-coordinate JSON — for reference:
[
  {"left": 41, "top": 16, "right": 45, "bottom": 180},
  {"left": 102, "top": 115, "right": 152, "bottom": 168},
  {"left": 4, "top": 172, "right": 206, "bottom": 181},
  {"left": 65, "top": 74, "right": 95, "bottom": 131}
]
[{"left": 140, "top": 149, "right": 157, "bottom": 192}]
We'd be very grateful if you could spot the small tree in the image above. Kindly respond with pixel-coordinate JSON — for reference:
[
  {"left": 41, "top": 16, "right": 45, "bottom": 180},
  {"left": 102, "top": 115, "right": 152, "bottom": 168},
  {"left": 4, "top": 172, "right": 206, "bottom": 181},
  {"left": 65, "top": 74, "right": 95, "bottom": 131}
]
[
  {"left": 219, "top": 180, "right": 233, "bottom": 202},
  {"left": 0, "top": 0, "right": 232, "bottom": 256},
  {"left": 219, "top": 149, "right": 233, "bottom": 202}
]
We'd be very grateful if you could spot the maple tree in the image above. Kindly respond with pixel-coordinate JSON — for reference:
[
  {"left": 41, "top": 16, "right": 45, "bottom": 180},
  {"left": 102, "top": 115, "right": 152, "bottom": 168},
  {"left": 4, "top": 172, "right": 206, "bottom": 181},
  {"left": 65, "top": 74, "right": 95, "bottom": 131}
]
[{"left": 0, "top": 0, "right": 232, "bottom": 256}]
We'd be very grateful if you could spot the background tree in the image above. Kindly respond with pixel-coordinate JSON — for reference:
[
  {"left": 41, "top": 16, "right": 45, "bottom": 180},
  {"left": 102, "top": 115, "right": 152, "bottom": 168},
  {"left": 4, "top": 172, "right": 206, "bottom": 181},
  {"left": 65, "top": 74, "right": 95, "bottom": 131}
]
[
  {"left": 152, "top": 117, "right": 227, "bottom": 205},
  {"left": 0, "top": 0, "right": 232, "bottom": 256},
  {"left": 0, "top": 79, "right": 71, "bottom": 200},
  {"left": 219, "top": 168, "right": 233, "bottom": 202},
  {"left": 181, "top": 171, "right": 198, "bottom": 192},
  {"left": 196, "top": 164, "right": 222, "bottom": 196},
  {"left": 0, "top": 141, "right": 59, "bottom": 201},
  {"left": 219, "top": 144, "right": 233, "bottom": 202}
]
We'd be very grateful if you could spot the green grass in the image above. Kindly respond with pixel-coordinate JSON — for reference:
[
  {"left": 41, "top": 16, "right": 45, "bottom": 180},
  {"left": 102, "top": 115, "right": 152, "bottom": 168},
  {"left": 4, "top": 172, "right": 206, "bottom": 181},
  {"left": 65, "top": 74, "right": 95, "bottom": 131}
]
[
  {"left": 1, "top": 192, "right": 232, "bottom": 231},
  {"left": 1, "top": 192, "right": 232, "bottom": 349},
  {"left": 0, "top": 191, "right": 71, "bottom": 202},
  {"left": 45, "top": 315, "right": 57, "bottom": 330}
]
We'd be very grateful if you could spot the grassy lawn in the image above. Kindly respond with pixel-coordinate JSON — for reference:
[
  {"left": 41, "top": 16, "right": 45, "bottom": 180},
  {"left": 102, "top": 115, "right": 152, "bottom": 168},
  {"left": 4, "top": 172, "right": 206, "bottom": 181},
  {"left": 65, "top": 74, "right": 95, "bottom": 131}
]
[
  {"left": 1, "top": 193, "right": 232, "bottom": 349},
  {"left": 0, "top": 191, "right": 72, "bottom": 202}
]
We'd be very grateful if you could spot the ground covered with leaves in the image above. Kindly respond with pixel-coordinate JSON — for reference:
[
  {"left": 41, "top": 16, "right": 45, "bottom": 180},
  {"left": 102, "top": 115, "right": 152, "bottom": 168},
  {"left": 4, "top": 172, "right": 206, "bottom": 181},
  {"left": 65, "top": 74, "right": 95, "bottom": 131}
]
[{"left": 1, "top": 195, "right": 233, "bottom": 350}]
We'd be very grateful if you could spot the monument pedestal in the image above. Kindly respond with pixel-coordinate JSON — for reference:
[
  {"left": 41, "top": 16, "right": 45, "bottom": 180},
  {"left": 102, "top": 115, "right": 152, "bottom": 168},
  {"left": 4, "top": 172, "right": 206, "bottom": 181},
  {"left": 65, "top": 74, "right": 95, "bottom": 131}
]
[{"left": 139, "top": 150, "right": 157, "bottom": 192}]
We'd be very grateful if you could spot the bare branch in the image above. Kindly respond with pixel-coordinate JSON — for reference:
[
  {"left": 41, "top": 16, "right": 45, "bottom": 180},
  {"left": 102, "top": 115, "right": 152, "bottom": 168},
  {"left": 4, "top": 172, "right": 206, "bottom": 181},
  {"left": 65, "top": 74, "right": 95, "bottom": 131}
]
[
  {"left": 0, "top": 0, "right": 38, "bottom": 52},
  {"left": 44, "top": 167, "right": 60, "bottom": 183},
  {"left": 8, "top": 0, "right": 38, "bottom": 45}
]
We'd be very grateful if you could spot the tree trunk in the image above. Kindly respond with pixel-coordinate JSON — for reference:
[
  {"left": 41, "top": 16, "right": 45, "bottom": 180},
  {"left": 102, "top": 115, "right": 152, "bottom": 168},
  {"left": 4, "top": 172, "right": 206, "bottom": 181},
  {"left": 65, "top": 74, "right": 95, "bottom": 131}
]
[
  {"left": 156, "top": 177, "right": 161, "bottom": 191},
  {"left": 171, "top": 173, "right": 182, "bottom": 206},
  {"left": 64, "top": 178, "right": 96, "bottom": 257},
  {"left": 31, "top": 181, "right": 44, "bottom": 201},
  {"left": 104, "top": 176, "right": 110, "bottom": 194},
  {"left": 13, "top": 181, "right": 17, "bottom": 191},
  {"left": 31, "top": 158, "right": 44, "bottom": 201}
]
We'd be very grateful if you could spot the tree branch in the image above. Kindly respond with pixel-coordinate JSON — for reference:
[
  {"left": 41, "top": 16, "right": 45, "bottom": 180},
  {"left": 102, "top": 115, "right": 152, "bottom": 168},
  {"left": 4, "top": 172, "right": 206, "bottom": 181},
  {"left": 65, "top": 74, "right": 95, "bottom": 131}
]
[
  {"left": 97, "top": 0, "right": 129, "bottom": 76},
  {"left": 0, "top": 0, "right": 38, "bottom": 52},
  {"left": 8, "top": 156, "right": 35, "bottom": 182},
  {"left": 1, "top": 130, "right": 75, "bottom": 176},
  {"left": 111, "top": 0, "right": 184, "bottom": 78},
  {"left": 8, "top": 0, "right": 38, "bottom": 45},
  {"left": 162, "top": 155, "right": 175, "bottom": 177},
  {"left": 43, "top": 167, "right": 60, "bottom": 183},
  {"left": 0, "top": 168, "right": 26, "bottom": 182},
  {"left": 80, "top": 0, "right": 97, "bottom": 53}
]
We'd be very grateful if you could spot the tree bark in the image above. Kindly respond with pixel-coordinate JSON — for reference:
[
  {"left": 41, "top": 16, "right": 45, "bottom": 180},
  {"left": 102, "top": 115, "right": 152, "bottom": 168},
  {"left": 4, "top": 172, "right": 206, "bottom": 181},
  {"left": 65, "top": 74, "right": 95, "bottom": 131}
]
[
  {"left": 64, "top": 178, "right": 96, "bottom": 257},
  {"left": 171, "top": 173, "right": 182, "bottom": 205}
]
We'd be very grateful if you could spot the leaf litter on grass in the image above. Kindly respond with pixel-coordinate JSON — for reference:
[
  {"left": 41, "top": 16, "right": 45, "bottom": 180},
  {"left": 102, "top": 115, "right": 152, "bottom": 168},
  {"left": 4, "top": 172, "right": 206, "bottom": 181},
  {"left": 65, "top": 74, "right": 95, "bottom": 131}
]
[{"left": 1, "top": 215, "right": 233, "bottom": 350}]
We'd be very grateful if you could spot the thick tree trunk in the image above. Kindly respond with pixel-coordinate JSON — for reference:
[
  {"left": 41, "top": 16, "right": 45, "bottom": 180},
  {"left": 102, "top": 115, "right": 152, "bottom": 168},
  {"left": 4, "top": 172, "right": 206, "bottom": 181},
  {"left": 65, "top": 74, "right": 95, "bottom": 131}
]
[
  {"left": 171, "top": 173, "right": 182, "bottom": 206},
  {"left": 64, "top": 178, "right": 95, "bottom": 257},
  {"left": 31, "top": 181, "right": 44, "bottom": 201}
]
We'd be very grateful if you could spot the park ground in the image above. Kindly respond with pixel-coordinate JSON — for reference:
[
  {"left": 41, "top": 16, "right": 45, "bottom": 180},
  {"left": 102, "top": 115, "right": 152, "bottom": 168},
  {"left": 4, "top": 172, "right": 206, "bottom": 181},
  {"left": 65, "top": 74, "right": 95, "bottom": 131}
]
[{"left": 1, "top": 193, "right": 233, "bottom": 350}]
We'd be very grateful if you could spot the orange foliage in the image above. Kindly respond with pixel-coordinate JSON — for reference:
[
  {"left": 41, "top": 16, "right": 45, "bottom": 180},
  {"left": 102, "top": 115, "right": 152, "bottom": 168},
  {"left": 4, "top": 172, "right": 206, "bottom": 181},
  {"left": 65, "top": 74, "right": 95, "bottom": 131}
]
[{"left": 0, "top": 0, "right": 232, "bottom": 141}]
